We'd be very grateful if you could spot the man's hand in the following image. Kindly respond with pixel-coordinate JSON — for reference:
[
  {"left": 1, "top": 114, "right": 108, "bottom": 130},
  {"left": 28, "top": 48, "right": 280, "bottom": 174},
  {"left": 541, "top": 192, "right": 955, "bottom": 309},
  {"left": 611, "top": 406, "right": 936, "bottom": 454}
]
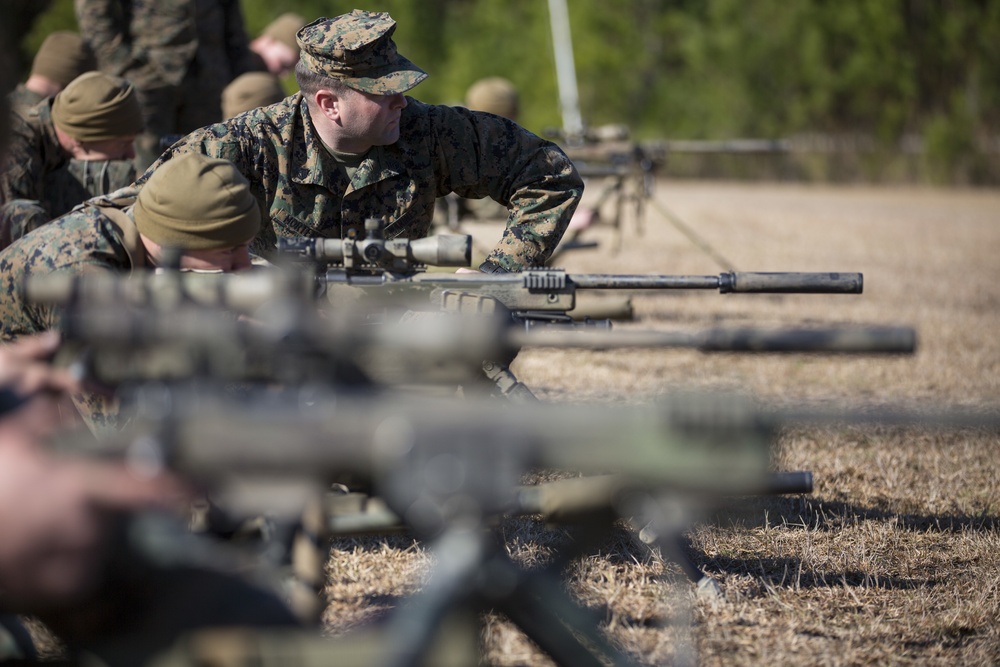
[
  {"left": 0, "top": 331, "right": 79, "bottom": 400},
  {"left": 0, "top": 333, "right": 191, "bottom": 612}
]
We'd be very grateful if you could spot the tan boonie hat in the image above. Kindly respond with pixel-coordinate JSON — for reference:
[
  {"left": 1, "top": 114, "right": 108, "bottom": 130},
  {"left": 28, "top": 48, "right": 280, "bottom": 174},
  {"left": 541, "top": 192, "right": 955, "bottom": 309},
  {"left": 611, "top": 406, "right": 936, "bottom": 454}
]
[
  {"left": 296, "top": 10, "right": 427, "bottom": 95},
  {"left": 222, "top": 72, "right": 286, "bottom": 119},
  {"left": 466, "top": 77, "right": 520, "bottom": 120},
  {"left": 51, "top": 71, "right": 143, "bottom": 142},
  {"left": 262, "top": 12, "right": 307, "bottom": 50},
  {"left": 30, "top": 31, "right": 96, "bottom": 87},
  {"left": 134, "top": 152, "right": 261, "bottom": 250}
]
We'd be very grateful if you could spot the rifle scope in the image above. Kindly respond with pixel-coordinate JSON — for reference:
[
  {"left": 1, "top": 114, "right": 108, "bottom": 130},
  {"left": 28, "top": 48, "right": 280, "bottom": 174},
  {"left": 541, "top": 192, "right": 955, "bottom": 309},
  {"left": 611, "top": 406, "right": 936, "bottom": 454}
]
[{"left": 277, "top": 220, "right": 472, "bottom": 269}]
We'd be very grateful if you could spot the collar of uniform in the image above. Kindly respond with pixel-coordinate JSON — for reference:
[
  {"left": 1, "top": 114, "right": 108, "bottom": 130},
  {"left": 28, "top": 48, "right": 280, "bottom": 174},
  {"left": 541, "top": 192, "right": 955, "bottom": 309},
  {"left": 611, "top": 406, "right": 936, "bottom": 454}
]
[
  {"left": 293, "top": 96, "right": 339, "bottom": 190},
  {"left": 86, "top": 187, "right": 148, "bottom": 273},
  {"left": 118, "top": 206, "right": 149, "bottom": 273},
  {"left": 345, "top": 145, "right": 406, "bottom": 195},
  {"left": 294, "top": 96, "right": 407, "bottom": 192}
]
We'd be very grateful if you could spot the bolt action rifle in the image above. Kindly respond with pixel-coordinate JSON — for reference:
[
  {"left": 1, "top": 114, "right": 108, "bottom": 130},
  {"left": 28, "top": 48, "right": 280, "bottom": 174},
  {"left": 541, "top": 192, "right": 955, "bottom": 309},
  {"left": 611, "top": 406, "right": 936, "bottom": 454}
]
[
  {"left": 273, "top": 217, "right": 866, "bottom": 321},
  {"left": 270, "top": 219, "right": 901, "bottom": 399},
  {"left": 26, "top": 265, "right": 916, "bottom": 398}
]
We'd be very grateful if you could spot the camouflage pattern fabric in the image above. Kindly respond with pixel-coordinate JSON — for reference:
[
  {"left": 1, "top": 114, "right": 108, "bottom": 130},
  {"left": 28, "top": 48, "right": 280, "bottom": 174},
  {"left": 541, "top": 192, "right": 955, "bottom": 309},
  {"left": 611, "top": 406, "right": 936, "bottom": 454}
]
[
  {"left": 7, "top": 83, "right": 45, "bottom": 118},
  {"left": 138, "top": 94, "right": 584, "bottom": 270},
  {"left": 0, "top": 99, "right": 137, "bottom": 247},
  {"left": 0, "top": 200, "right": 50, "bottom": 249},
  {"left": 0, "top": 98, "right": 67, "bottom": 206},
  {"left": 0, "top": 197, "right": 146, "bottom": 435},
  {"left": 76, "top": 0, "right": 256, "bottom": 167}
]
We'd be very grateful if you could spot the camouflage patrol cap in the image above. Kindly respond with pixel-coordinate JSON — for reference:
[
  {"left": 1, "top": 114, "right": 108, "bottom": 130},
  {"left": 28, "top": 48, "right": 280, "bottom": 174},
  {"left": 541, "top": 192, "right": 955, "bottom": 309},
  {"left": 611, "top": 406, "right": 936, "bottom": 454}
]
[
  {"left": 30, "top": 31, "right": 95, "bottom": 87},
  {"left": 296, "top": 10, "right": 427, "bottom": 95},
  {"left": 134, "top": 153, "right": 260, "bottom": 251},
  {"left": 51, "top": 71, "right": 143, "bottom": 142}
]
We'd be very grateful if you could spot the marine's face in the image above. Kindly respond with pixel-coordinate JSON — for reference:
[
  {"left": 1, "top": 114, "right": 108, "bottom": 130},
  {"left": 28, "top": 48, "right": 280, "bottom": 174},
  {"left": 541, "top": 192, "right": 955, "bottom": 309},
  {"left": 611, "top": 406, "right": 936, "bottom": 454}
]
[
  {"left": 335, "top": 86, "right": 407, "bottom": 152},
  {"left": 75, "top": 135, "right": 137, "bottom": 161},
  {"left": 178, "top": 243, "right": 253, "bottom": 272}
]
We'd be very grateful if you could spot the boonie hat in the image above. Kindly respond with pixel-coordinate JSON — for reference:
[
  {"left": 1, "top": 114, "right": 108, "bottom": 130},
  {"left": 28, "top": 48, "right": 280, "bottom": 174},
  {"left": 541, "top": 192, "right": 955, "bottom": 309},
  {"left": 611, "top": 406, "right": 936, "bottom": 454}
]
[
  {"left": 134, "top": 152, "right": 261, "bottom": 250},
  {"left": 51, "top": 71, "right": 143, "bottom": 142},
  {"left": 296, "top": 10, "right": 427, "bottom": 95}
]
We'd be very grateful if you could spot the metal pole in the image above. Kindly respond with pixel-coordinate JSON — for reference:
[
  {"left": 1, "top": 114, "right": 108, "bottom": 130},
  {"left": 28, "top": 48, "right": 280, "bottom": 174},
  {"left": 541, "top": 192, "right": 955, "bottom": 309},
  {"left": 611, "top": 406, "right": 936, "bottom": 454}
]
[{"left": 547, "top": 0, "right": 584, "bottom": 142}]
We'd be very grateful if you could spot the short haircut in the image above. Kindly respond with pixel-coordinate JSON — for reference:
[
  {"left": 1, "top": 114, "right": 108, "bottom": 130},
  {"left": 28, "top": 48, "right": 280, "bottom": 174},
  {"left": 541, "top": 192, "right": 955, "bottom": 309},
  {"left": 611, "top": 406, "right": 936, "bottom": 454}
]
[{"left": 294, "top": 59, "right": 350, "bottom": 104}]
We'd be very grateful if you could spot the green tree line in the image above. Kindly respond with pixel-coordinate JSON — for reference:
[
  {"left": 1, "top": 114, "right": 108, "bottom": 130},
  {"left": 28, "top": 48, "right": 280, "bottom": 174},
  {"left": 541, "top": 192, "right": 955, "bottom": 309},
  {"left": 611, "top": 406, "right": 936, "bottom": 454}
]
[{"left": 23, "top": 0, "right": 1000, "bottom": 184}]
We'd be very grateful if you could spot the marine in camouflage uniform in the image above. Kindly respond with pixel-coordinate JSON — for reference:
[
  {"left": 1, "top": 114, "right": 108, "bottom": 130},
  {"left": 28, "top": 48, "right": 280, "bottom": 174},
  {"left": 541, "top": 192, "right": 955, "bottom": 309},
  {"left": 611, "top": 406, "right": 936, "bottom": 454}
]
[
  {"left": 0, "top": 193, "right": 152, "bottom": 435},
  {"left": 76, "top": 0, "right": 257, "bottom": 169},
  {"left": 7, "top": 85, "right": 46, "bottom": 116},
  {"left": 138, "top": 10, "right": 583, "bottom": 272},
  {"left": 0, "top": 74, "right": 142, "bottom": 248},
  {"left": 0, "top": 152, "right": 259, "bottom": 435}
]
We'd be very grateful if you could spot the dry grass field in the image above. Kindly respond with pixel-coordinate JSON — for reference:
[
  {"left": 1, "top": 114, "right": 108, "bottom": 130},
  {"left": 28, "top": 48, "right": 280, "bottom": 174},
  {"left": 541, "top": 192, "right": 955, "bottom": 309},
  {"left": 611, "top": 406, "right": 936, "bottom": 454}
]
[{"left": 321, "top": 180, "right": 1000, "bottom": 665}]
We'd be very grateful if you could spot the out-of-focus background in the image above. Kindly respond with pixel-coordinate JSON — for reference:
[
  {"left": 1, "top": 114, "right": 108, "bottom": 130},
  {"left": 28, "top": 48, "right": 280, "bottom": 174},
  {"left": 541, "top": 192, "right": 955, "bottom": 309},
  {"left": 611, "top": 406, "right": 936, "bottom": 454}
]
[{"left": 22, "top": 0, "right": 1000, "bottom": 186}]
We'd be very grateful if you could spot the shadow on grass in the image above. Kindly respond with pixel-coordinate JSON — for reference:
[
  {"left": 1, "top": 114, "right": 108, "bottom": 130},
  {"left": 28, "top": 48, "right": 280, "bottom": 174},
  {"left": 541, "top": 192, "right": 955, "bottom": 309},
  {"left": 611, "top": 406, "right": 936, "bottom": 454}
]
[
  {"left": 691, "top": 549, "right": 937, "bottom": 591},
  {"left": 707, "top": 494, "right": 1000, "bottom": 534}
]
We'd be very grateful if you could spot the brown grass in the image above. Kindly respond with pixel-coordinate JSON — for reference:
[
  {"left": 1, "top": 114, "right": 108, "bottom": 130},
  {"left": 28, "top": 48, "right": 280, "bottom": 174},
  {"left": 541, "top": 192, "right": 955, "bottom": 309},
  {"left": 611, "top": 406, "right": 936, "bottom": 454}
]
[{"left": 318, "top": 181, "right": 1000, "bottom": 665}]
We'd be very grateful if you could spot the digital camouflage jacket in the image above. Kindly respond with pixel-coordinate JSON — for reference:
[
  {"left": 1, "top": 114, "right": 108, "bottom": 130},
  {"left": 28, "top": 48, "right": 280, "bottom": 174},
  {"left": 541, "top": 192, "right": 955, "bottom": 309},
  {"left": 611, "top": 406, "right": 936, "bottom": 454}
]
[
  {"left": 0, "top": 196, "right": 146, "bottom": 435},
  {"left": 0, "top": 196, "right": 145, "bottom": 340},
  {"left": 0, "top": 99, "right": 66, "bottom": 206},
  {"left": 139, "top": 94, "right": 584, "bottom": 271},
  {"left": 7, "top": 84, "right": 45, "bottom": 118},
  {"left": 0, "top": 99, "right": 137, "bottom": 247}
]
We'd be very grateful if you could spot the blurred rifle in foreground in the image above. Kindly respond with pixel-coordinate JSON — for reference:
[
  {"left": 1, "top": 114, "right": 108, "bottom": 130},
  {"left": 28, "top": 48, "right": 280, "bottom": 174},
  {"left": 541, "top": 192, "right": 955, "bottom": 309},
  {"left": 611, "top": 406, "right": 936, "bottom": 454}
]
[
  {"left": 52, "top": 380, "right": 1000, "bottom": 667},
  {"left": 30, "top": 264, "right": 980, "bottom": 667},
  {"left": 52, "top": 386, "right": 777, "bottom": 667}
]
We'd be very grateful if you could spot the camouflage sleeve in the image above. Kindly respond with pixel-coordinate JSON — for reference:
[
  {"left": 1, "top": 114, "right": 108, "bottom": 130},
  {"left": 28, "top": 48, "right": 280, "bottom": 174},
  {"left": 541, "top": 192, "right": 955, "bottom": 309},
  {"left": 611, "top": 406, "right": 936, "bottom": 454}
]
[
  {"left": 0, "top": 114, "right": 45, "bottom": 204},
  {"left": 426, "top": 104, "right": 584, "bottom": 271},
  {"left": 74, "top": 0, "right": 137, "bottom": 77}
]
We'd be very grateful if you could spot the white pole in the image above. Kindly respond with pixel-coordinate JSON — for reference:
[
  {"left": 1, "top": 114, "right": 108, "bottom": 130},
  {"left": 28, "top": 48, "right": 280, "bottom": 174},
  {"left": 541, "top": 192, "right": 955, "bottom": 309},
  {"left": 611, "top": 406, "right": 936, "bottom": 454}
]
[{"left": 547, "top": 0, "right": 584, "bottom": 142}]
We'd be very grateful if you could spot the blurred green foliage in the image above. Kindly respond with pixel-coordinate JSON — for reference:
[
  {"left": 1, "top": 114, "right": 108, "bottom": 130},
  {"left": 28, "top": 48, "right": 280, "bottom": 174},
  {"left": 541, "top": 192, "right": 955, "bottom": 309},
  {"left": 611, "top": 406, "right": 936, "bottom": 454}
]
[{"left": 22, "top": 0, "right": 1000, "bottom": 184}]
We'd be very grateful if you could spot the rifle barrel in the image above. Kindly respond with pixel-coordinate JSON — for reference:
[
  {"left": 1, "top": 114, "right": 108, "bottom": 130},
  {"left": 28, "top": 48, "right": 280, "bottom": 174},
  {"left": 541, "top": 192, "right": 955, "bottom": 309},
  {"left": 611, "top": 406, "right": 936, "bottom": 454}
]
[{"left": 568, "top": 271, "right": 863, "bottom": 294}]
